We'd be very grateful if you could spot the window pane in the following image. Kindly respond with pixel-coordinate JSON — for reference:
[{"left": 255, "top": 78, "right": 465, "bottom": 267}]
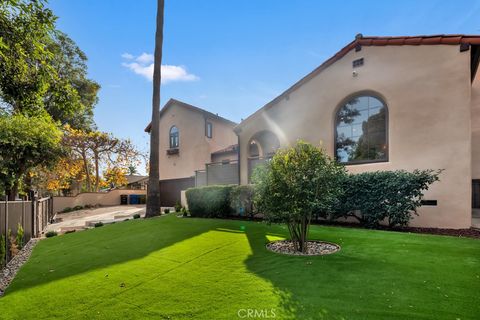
[{"left": 335, "top": 95, "right": 387, "bottom": 163}]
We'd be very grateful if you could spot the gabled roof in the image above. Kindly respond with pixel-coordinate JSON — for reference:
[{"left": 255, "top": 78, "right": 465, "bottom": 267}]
[
  {"left": 144, "top": 98, "right": 237, "bottom": 132},
  {"left": 125, "top": 175, "right": 148, "bottom": 184},
  {"left": 235, "top": 34, "right": 480, "bottom": 132}
]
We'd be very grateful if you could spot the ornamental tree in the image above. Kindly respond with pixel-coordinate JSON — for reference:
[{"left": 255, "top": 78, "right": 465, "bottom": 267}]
[{"left": 253, "top": 141, "right": 346, "bottom": 253}]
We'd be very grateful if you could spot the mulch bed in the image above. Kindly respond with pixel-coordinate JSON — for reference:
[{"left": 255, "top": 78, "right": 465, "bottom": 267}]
[
  {"left": 0, "top": 238, "right": 39, "bottom": 297},
  {"left": 266, "top": 240, "right": 340, "bottom": 256},
  {"left": 312, "top": 220, "right": 480, "bottom": 239}
]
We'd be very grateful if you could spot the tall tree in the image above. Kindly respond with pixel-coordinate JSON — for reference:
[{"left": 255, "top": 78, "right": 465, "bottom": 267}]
[
  {"left": 146, "top": 0, "right": 165, "bottom": 218},
  {"left": 0, "top": 113, "right": 63, "bottom": 200}
]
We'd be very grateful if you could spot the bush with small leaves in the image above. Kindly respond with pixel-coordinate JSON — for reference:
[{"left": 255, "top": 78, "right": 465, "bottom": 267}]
[
  {"left": 181, "top": 207, "right": 188, "bottom": 217},
  {"left": 332, "top": 169, "right": 442, "bottom": 228},
  {"left": 0, "top": 234, "right": 6, "bottom": 267},
  {"left": 230, "top": 185, "right": 255, "bottom": 218},
  {"left": 186, "top": 185, "right": 235, "bottom": 218},
  {"left": 164, "top": 208, "right": 170, "bottom": 214},
  {"left": 16, "top": 223, "right": 24, "bottom": 249},
  {"left": 7, "top": 229, "right": 19, "bottom": 257},
  {"left": 46, "top": 231, "right": 58, "bottom": 238},
  {"left": 73, "top": 205, "right": 83, "bottom": 211},
  {"left": 61, "top": 207, "right": 73, "bottom": 213},
  {"left": 94, "top": 222, "right": 104, "bottom": 228},
  {"left": 174, "top": 202, "right": 182, "bottom": 213},
  {"left": 133, "top": 214, "right": 140, "bottom": 219}
]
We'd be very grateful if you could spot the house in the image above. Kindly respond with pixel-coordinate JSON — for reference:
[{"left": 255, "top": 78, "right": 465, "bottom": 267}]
[
  {"left": 234, "top": 34, "right": 480, "bottom": 229},
  {"left": 124, "top": 174, "right": 148, "bottom": 190},
  {"left": 145, "top": 99, "right": 238, "bottom": 205}
]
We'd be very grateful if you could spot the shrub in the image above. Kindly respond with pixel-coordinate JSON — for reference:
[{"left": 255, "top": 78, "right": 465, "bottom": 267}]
[
  {"left": 230, "top": 185, "right": 255, "bottom": 218},
  {"left": 123, "top": 218, "right": 130, "bottom": 221},
  {"left": 7, "top": 229, "right": 19, "bottom": 257},
  {"left": 174, "top": 202, "right": 182, "bottom": 213},
  {"left": 0, "top": 234, "right": 6, "bottom": 267},
  {"left": 332, "top": 169, "right": 442, "bottom": 228},
  {"left": 16, "top": 223, "right": 24, "bottom": 249},
  {"left": 133, "top": 214, "right": 140, "bottom": 219},
  {"left": 186, "top": 185, "right": 235, "bottom": 218},
  {"left": 64, "top": 230, "right": 76, "bottom": 234},
  {"left": 94, "top": 222, "right": 104, "bottom": 228},
  {"left": 181, "top": 206, "right": 188, "bottom": 217},
  {"left": 73, "top": 205, "right": 84, "bottom": 211},
  {"left": 45, "top": 231, "right": 58, "bottom": 238},
  {"left": 253, "top": 141, "right": 346, "bottom": 253},
  {"left": 164, "top": 208, "right": 170, "bottom": 214},
  {"left": 61, "top": 207, "right": 73, "bottom": 213}
]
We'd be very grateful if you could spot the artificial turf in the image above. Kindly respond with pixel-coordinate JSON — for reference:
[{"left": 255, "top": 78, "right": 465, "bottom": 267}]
[{"left": 0, "top": 214, "right": 478, "bottom": 320}]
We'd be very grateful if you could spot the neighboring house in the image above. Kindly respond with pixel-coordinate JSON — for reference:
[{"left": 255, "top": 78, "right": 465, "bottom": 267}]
[
  {"left": 234, "top": 34, "right": 480, "bottom": 229},
  {"left": 145, "top": 99, "right": 238, "bottom": 205},
  {"left": 125, "top": 175, "right": 148, "bottom": 190}
]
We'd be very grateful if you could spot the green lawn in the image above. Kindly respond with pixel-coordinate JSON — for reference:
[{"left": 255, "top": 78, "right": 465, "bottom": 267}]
[{"left": 0, "top": 215, "right": 479, "bottom": 320}]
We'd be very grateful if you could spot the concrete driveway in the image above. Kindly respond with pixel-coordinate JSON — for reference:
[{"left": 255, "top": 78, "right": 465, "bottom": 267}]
[{"left": 46, "top": 205, "right": 146, "bottom": 233}]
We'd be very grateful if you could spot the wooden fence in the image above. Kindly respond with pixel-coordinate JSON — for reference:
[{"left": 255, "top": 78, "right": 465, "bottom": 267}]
[{"left": 1, "top": 197, "right": 54, "bottom": 265}]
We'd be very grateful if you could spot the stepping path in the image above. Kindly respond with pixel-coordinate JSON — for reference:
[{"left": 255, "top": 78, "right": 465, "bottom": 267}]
[{"left": 46, "top": 205, "right": 146, "bottom": 233}]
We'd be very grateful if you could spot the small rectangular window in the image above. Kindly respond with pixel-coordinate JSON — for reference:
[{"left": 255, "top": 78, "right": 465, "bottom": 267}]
[
  {"left": 352, "top": 58, "right": 364, "bottom": 68},
  {"left": 206, "top": 121, "right": 212, "bottom": 138}
]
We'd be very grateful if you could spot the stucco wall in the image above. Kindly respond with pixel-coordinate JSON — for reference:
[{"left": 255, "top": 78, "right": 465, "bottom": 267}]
[
  {"left": 472, "top": 76, "right": 480, "bottom": 179},
  {"left": 238, "top": 44, "right": 472, "bottom": 228},
  {"left": 158, "top": 103, "right": 237, "bottom": 180},
  {"left": 53, "top": 189, "right": 146, "bottom": 213}
]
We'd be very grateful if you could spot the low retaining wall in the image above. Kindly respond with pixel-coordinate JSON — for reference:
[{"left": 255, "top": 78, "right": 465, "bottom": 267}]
[{"left": 53, "top": 189, "right": 146, "bottom": 213}]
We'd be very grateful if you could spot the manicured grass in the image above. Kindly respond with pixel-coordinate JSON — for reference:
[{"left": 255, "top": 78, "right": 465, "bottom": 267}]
[{"left": 1, "top": 215, "right": 479, "bottom": 320}]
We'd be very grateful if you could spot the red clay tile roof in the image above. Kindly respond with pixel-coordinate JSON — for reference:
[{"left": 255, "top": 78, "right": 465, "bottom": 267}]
[
  {"left": 235, "top": 34, "right": 480, "bottom": 131},
  {"left": 144, "top": 99, "right": 237, "bottom": 132}
]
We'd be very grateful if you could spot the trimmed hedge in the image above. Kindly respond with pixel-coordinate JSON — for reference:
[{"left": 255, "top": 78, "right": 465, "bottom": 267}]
[
  {"left": 186, "top": 185, "right": 235, "bottom": 218},
  {"left": 332, "top": 169, "right": 441, "bottom": 228},
  {"left": 230, "top": 184, "right": 255, "bottom": 218}
]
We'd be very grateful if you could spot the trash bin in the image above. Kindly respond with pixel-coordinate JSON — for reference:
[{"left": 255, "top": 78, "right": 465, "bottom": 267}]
[
  {"left": 139, "top": 194, "right": 146, "bottom": 204},
  {"left": 129, "top": 194, "right": 139, "bottom": 205},
  {"left": 120, "top": 195, "right": 128, "bottom": 205}
]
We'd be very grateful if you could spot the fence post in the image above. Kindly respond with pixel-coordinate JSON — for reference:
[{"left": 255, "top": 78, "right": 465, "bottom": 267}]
[
  {"left": 4, "top": 196, "right": 8, "bottom": 265},
  {"left": 30, "top": 191, "right": 36, "bottom": 238}
]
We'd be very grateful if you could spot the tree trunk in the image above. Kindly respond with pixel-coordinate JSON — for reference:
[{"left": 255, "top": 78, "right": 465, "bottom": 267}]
[
  {"left": 146, "top": 0, "right": 164, "bottom": 218},
  {"left": 94, "top": 152, "right": 100, "bottom": 192},
  {"left": 82, "top": 150, "right": 91, "bottom": 192}
]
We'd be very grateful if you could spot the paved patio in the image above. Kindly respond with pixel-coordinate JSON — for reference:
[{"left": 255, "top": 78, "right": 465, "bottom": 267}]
[{"left": 46, "top": 205, "right": 146, "bottom": 233}]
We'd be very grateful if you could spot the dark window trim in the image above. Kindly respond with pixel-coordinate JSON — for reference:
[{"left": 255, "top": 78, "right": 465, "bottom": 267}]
[
  {"left": 333, "top": 92, "right": 389, "bottom": 165},
  {"left": 169, "top": 125, "right": 179, "bottom": 149},
  {"left": 205, "top": 121, "right": 213, "bottom": 138}
]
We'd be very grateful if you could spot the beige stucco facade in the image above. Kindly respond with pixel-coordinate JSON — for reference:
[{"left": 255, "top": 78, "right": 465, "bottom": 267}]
[
  {"left": 155, "top": 100, "right": 238, "bottom": 180},
  {"left": 236, "top": 44, "right": 477, "bottom": 229}
]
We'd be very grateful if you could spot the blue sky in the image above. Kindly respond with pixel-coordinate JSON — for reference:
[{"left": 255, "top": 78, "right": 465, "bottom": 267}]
[{"left": 49, "top": 0, "right": 480, "bottom": 172}]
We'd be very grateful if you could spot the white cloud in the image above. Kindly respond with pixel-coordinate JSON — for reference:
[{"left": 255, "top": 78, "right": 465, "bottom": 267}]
[
  {"left": 136, "top": 53, "right": 154, "bottom": 64},
  {"left": 121, "top": 53, "right": 199, "bottom": 84},
  {"left": 121, "top": 53, "right": 134, "bottom": 60}
]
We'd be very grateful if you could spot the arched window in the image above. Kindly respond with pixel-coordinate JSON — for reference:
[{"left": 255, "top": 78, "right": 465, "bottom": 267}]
[
  {"left": 335, "top": 95, "right": 388, "bottom": 164},
  {"left": 169, "top": 126, "right": 179, "bottom": 148}
]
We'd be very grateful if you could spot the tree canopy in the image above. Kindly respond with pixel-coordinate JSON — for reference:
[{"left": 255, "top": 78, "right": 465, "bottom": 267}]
[{"left": 253, "top": 141, "right": 346, "bottom": 252}]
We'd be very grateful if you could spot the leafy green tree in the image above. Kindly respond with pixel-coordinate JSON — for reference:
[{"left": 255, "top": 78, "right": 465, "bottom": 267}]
[
  {"left": 0, "top": 1, "right": 100, "bottom": 130},
  {"left": 0, "top": 0, "right": 56, "bottom": 113},
  {"left": 253, "top": 141, "right": 346, "bottom": 253},
  {"left": 0, "top": 113, "right": 63, "bottom": 199}
]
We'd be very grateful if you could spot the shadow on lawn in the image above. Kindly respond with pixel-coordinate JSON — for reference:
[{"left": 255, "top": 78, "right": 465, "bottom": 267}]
[
  {"left": 5, "top": 216, "right": 230, "bottom": 295},
  {"left": 241, "top": 226, "right": 348, "bottom": 320}
]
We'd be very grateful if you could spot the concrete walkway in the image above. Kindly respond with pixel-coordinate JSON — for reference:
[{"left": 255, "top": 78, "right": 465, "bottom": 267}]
[{"left": 46, "top": 205, "right": 146, "bottom": 233}]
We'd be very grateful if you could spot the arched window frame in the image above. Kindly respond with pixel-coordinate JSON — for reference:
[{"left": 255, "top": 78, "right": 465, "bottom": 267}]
[
  {"left": 169, "top": 125, "right": 179, "bottom": 149},
  {"left": 334, "top": 92, "right": 389, "bottom": 165}
]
